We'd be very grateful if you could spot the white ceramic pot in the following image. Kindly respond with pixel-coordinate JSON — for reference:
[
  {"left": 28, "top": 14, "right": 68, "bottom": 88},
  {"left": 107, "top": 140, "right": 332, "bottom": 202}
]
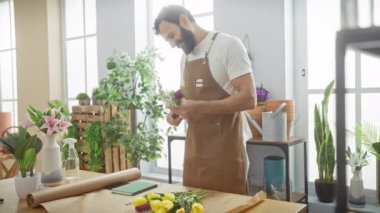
[
  {"left": 14, "top": 172, "right": 40, "bottom": 199},
  {"left": 349, "top": 169, "right": 365, "bottom": 207}
]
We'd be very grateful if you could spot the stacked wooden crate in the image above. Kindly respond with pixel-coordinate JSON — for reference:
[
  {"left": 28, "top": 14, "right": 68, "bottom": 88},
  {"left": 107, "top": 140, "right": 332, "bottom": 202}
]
[{"left": 71, "top": 105, "right": 131, "bottom": 173}]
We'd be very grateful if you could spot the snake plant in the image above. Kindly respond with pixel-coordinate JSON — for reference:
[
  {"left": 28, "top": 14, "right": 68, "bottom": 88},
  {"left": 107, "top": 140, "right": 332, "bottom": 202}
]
[{"left": 314, "top": 80, "right": 335, "bottom": 183}]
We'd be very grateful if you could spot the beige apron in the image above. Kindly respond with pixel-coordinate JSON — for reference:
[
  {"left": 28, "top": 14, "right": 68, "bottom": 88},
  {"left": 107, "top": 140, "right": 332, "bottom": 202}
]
[{"left": 183, "top": 33, "right": 246, "bottom": 194}]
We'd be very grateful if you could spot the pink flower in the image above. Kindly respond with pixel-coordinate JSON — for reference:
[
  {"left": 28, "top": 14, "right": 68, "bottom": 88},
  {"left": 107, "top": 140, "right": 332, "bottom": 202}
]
[
  {"left": 40, "top": 111, "right": 60, "bottom": 135},
  {"left": 57, "top": 120, "right": 72, "bottom": 134},
  {"left": 19, "top": 113, "right": 34, "bottom": 128}
]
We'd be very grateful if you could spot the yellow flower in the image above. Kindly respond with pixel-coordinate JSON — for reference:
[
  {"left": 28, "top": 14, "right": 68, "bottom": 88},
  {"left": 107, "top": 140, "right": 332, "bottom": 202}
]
[
  {"left": 191, "top": 203, "right": 204, "bottom": 213},
  {"left": 147, "top": 193, "right": 161, "bottom": 201},
  {"left": 163, "top": 193, "right": 175, "bottom": 201},
  {"left": 150, "top": 200, "right": 162, "bottom": 212},
  {"left": 161, "top": 200, "right": 174, "bottom": 210},
  {"left": 156, "top": 208, "right": 168, "bottom": 213},
  {"left": 131, "top": 197, "right": 147, "bottom": 207},
  {"left": 176, "top": 208, "right": 185, "bottom": 213}
]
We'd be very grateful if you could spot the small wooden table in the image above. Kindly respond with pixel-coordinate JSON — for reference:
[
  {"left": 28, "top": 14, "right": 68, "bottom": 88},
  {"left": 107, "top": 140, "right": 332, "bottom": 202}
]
[{"left": 0, "top": 170, "right": 307, "bottom": 212}]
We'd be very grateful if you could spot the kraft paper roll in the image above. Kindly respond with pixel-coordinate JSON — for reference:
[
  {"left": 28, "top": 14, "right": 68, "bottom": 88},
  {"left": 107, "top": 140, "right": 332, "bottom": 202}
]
[
  {"left": 26, "top": 168, "right": 141, "bottom": 208},
  {"left": 226, "top": 191, "right": 266, "bottom": 213}
]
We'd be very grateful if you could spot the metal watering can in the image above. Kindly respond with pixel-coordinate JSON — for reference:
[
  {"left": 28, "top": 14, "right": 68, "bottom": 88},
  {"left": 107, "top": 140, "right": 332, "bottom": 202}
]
[{"left": 245, "top": 102, "right": 288, "bottom": 141}]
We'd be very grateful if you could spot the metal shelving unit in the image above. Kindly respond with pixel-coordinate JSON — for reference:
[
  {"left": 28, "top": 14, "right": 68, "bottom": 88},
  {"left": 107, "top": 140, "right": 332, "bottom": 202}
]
[{"left": 335, "top": 26, "right": 380, "bottom": 213}]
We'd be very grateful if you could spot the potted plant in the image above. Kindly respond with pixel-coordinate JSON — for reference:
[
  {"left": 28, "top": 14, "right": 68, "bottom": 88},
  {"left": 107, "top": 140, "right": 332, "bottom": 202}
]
[
  {"left": 91, "top": 88, "right": 106, "bottom": 106},
  {"left": 25, "top": 100, "right": 72, "bottom": 186},
  {"left": 0, "top": 126, "right": 42, "bottom": 199},
  {"left": 96, "top": 48, "right": 167, "bottom": 167},
  {"left": 345, "top": 145, "right": 368, "bottom": 207},
  {"left": 314, "top": 80, "right": 335, "bottom": 203},
  {"left": 352, "top": 122, "right": 380, "bottom": 204},
  {"left": 76, "top": 93, "right": 90, "bottom": 106}
]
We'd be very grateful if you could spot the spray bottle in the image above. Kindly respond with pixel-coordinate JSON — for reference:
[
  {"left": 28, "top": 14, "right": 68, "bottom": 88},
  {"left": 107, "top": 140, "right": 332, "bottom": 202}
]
[{"left": 63, "top": 138, "right": 80, "bottom": 180}]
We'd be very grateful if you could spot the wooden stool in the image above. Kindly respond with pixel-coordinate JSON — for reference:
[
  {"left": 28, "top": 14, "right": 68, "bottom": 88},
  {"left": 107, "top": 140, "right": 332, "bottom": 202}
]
[
  {"left": 0, "top": 153, "right": 18, "bottom": 179},
  {"left": 0, "top": 126, "right": 18, "bottom": 179}
]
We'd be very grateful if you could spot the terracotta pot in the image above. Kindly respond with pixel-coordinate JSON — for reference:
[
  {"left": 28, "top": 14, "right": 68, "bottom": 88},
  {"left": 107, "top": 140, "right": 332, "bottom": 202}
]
[{"left": 0, "top": 112, "right": 12, "bottom": 136}]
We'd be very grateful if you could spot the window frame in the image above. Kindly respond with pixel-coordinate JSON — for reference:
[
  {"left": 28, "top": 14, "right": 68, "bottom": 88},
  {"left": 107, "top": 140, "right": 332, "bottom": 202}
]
[{"left": 0, "top": 0, "right": 18, "bottom": 126}]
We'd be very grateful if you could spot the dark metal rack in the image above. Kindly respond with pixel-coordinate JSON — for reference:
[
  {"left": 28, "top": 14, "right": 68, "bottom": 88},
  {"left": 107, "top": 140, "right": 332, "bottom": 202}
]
[
  {"left": 247, "top": 137, "right": 308, "bottom": 204},
  {"left": 335, "top": 26, "right": 380, "bottom": 213}
]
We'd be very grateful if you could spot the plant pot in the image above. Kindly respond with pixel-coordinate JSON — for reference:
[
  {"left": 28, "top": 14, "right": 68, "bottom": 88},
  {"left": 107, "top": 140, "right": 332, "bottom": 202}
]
[
  {"left": 92, "top": 99, "right": 104, "bottom": 106},
  {"left": 315, "top": 179, "right": 336, "bottom": 203},
  {"left": 79, "top": 99, "right": 90, "bottom": 106},
  {"left": 14, "top": 172, "right": 40, "bottom": 199},
  {"left": 41, "top": 134, "right": 63, "bottom": 186},
  {"left": 377, "top": 159, "right": 380, "bottom": 204},
  {"left": 349, "top": 169, "right": 365, "bottom": 207}
]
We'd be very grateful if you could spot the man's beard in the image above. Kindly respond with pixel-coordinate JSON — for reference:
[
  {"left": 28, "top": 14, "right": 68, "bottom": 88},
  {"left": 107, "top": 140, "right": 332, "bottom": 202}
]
[{"left": 177, "top": 27, "right": 195, "bottom": 54}]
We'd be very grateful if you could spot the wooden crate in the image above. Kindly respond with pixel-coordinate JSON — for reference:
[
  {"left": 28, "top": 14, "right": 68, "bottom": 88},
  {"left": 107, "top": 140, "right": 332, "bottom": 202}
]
[{"left": 71, "top": 105, "right": 130, "bottom": 173}]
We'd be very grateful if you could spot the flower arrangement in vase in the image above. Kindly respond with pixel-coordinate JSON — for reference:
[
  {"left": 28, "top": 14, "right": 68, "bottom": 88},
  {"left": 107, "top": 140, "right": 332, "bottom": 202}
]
[
  {"left": 345, "top": 145, "right": 369, "bottom": 207},
  {"left": 23, "top": 100, "right": 72, "bottom": 186}
]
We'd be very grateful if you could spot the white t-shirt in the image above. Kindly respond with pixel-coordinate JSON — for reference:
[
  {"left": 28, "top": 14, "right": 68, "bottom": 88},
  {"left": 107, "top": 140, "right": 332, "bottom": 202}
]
[
  {"left": 180, "top": 31, "right": 253, "bottom": 94},
  {"left": 180, "top": 31, "right": 254, "bottom": 178}
]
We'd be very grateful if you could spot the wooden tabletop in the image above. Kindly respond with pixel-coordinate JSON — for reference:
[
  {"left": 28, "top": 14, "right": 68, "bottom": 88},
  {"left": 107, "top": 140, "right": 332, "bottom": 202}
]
[{"left": 0, "top": 170, "right": 306, "bottom": 213}]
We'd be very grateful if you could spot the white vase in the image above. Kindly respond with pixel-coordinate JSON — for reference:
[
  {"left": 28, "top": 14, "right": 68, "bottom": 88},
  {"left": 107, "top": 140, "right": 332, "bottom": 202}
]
[
  {"left": 41, "top": 134, "right": 63, "bottom": 186},
  {"left": 348, "top": 169, "right": 365, "bottom": 207},
  {"left": 14, "top": 172, "right": 40, "bottom": 199}
]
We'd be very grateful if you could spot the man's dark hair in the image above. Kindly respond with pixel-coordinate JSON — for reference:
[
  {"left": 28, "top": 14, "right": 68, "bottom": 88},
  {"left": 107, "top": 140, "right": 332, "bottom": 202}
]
[{"left": 153, "top": 5, "right": 195, "bottom": 35}]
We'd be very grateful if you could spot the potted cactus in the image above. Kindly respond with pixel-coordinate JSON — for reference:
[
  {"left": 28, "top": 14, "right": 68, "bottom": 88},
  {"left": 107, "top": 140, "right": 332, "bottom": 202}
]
[{"left": 314, "top": 80, "right": 336, "bottom": 203}]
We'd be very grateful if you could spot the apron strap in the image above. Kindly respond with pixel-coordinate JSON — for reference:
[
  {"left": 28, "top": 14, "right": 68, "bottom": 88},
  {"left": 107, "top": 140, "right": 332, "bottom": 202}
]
[{"left": 203, "top": 32, "right": 219, "bottom": 62}]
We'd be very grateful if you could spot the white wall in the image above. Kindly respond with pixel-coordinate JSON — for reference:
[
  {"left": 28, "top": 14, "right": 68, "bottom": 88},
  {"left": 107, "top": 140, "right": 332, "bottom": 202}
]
[
  {"left": 214, "top": 0, "right": 287, "bottom": 99},
  {"left": 214, "top": 0, "right": 301, "bottom": 192},
  {"left": 97, "top": 0, "right": 136, "bottom": 80}
]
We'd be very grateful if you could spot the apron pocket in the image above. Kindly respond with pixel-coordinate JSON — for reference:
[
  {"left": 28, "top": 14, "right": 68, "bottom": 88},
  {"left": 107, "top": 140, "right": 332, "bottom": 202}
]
[{"left": 188, "top": 123, "right": 221, "bottom": 158}]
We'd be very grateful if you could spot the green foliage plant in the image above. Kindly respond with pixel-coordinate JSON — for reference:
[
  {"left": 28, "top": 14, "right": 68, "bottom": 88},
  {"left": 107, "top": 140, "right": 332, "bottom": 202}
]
[
  {"left": 314, "top": 80, "right": 335, "bottom": 183},
  {"left": 353, "top": 122, "right": 380, "bottom": 160},
  {"left": 98, "top": 48, "right": 167, "bottom": 167},
  {"left": 0, "top": 126, "right": 42, "bottom": 177},
  {"left": 76, "top": 93, "right": 90, "bottom": 100},
  {"left": 84, "top": 122, "right": 104, "bottom": 171}
]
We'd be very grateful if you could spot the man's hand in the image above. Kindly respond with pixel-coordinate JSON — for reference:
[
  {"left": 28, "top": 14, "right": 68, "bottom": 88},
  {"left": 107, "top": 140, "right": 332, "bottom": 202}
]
[{"left": 166, "top": 111, "right": 182, "bottom": 126}]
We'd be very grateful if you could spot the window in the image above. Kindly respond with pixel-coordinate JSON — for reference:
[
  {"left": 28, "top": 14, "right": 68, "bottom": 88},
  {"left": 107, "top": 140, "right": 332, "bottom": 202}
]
[
  {"left": 306, "top": 0, "right": 379, "bottom": 190},
  {"left": 148, "top": 0, "right": 214, "bottom": 174},
  {"left": 0, "top": 0, "right": 18, "bottom": 126},
  {"left": 63, "top": 0, "right": 98, "bottom": 110}
]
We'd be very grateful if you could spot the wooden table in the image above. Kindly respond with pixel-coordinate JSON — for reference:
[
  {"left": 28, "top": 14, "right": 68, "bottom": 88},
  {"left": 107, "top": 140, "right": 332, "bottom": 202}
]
[{"left": 0, "top": 170, "right": 307, "bottom": 212}]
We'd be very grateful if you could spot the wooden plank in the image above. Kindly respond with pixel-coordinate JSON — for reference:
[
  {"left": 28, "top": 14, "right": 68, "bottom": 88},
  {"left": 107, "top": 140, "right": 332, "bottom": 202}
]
[
  {"left": 112, "top": 145, "right": 120, "bottom": 172},
  {"left": 72, "top": 105, "right": 105, "bottom": 113},
  {"left": 104, "top": 147, "right": 112, "bottom": 174},
  {"left": 119, "top": 146, "right": 126, "bottom": 170},
  {"left": 72, "top": 114, "right": 105, "bottom": 122}
]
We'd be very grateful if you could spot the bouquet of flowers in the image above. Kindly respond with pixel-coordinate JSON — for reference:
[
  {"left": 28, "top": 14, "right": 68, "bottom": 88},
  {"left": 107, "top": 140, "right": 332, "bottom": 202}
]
[
  {"left": 345, "top": 146, "right": 369, "bottom": 172},
  {"left": 159, "top": 88, "right": 185, "bottom": 119},
  {"left": 131, "top": 191, "right": 206, "bottom": 213},
  {"left": 21, "top": 100, "right": 72, "bottom": 135}
]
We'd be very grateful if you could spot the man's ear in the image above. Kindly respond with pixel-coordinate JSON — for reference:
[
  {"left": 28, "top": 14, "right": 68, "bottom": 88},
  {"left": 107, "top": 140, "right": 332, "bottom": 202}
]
[{"left": 179, "top": 14, "right": 192, "bottom": 30}]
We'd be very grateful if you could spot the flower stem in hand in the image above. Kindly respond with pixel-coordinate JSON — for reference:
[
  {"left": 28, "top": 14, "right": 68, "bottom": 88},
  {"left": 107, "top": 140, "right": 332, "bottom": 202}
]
[{"left": 171, "top": 113, "right": 179, "bottom": 119}]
